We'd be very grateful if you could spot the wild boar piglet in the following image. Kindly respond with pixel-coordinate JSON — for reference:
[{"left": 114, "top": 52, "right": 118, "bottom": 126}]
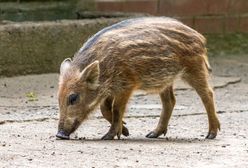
[{"left": 56, "top": 17, "right": 220, "bottom": 140}]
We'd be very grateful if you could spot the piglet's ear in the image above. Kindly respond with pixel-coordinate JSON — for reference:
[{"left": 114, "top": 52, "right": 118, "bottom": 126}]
[
  {"left": 60, "top": 58, "right": 72, "bottom": 75},
  {"left": 79, "top": 61, "right": 100, "bottom": 90}
]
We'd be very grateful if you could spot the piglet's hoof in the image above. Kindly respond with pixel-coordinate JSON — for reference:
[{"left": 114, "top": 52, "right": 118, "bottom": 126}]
[
  {"left": 146, "top": 131, "right": 160, "bottom": 138},
  {"left": 205, "top": 132, "right": 217, "bottom": 139},
  {"left": 101, "top": 132, "right": 115, "bottom": 140},
  {"left": 56, "top": 130, "right": 70, "bottom": 140},
  {"left": 122, "top": 126, "right": 129, "bottom": 137}
]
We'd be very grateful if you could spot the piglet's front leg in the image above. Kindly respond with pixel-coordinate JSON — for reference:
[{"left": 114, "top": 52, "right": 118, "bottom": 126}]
[{"left": 101, "top": 91, "right": 132, "bottom": 140}]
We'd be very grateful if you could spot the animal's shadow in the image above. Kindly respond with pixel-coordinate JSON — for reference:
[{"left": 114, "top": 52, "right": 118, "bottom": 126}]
[{"left": 57, "top": 136, "right": 216, "bottom": 144}]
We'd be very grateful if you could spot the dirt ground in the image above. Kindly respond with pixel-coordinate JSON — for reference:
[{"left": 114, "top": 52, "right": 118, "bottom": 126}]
[{"left": 0, "top": 55, "right": 248, "bottom": 168}]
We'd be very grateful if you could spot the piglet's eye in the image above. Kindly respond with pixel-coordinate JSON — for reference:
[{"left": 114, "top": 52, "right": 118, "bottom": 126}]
[{"left": 68, "top": 94, "right": 79, "bottom": 105}]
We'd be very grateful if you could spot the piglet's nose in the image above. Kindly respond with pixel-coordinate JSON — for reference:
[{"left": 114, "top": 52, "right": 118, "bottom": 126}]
[{"left": 56, "top": 130, "right": 70, "bottom": 140}]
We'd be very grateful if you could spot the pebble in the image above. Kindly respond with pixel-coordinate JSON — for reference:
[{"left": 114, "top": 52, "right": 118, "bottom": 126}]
[{"left": 79, "top": 137, "right": 86, "bottom": 140}]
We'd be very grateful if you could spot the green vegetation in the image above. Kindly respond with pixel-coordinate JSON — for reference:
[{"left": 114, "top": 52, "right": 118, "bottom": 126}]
[
  {"left": 0, "top": 1, "right": 75, "bottom": 22},
  {"left": 206, "top": 33, "right": 248, "bottom": 57},
  {"left": 26, "top": 92, "right": 38, "bottom": 101}
]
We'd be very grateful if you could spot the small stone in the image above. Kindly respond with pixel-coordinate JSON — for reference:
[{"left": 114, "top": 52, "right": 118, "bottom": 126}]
[
  {"left": 79, "top": 137, "right": 86, "bottom": 140},
  {"left": 78, "top": 150, "right": 83, "bottom": 154},
  {"left": 49, "top": 136, "right": 55, "bottom": 139}
]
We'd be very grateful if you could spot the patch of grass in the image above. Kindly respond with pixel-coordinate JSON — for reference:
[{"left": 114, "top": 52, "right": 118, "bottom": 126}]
[
  {"left": 26, "top": 92, "right": 38, "bottom": 101},
  {"left": 206, "top": 33, "right": 248, "bottom": 57}
]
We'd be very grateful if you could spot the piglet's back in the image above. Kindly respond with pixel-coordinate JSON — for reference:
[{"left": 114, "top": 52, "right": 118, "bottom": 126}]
[{"left": 72, "top": 17, "right": 206, "bottom": 69}]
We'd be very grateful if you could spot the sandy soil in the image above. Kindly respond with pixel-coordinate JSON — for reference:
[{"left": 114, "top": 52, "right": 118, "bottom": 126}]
[{"left": 0, "top": 55, "right": 248, "bottom": 168}]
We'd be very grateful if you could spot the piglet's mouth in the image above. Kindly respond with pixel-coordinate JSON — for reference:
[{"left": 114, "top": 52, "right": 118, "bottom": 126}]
[{"left": 56, "top": 130, "right": 70, "bottom": 140}]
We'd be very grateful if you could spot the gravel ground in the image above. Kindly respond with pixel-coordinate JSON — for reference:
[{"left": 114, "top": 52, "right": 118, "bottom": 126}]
[{"left": 0, "top": 55, "right": 248, "bottom": 168}]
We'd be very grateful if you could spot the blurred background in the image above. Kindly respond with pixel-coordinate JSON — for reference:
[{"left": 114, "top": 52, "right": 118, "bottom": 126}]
[{"left": 0, "top": 0, "right": 248, "bottom": 76}]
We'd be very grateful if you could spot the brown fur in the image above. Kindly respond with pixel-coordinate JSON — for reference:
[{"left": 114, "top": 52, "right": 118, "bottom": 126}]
[{"left": 57, "top": 17, "right": 220, "bottom": 140}]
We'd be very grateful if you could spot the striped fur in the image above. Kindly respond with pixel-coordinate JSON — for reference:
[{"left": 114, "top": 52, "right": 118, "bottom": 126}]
[{"left": 57, "top": 17, "right": 220, "bottom": 140}]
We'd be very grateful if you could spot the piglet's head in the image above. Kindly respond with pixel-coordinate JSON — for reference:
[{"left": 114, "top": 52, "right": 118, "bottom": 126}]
[{"left": 56, "top": 58, "right": 100, "bottom": 140}]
